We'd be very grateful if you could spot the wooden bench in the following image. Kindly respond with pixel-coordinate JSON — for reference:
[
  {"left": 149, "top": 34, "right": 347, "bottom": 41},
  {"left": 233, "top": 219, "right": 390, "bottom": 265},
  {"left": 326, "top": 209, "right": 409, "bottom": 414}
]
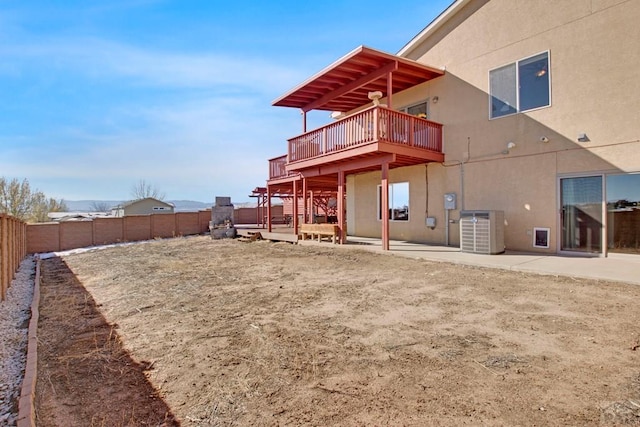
[{"left": 299, "top": 224, "right": 339, "bottom": 244}]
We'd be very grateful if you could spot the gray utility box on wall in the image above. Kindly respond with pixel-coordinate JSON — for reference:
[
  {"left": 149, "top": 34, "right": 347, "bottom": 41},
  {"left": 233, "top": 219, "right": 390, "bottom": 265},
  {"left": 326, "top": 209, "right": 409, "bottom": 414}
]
[{"left": 459, "top": 210, "right": 505, "bottom": 254}]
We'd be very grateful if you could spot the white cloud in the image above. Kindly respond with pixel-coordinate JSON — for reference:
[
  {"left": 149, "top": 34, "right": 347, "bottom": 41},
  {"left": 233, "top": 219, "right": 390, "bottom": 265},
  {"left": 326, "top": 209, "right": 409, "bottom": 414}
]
[
  {"left": 1, "top": 36, "right": 307, "bottom": 95},
  {"left": 0, "top": 20, "right": 328, "bottom": 202},
  {"left": 0, "top": 92, "right": 301, "bottom": 201}
]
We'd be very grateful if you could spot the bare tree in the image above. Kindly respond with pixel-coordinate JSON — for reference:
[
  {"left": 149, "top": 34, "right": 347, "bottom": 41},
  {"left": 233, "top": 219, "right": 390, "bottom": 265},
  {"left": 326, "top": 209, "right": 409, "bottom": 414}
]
[
  {"left": 90, "top": 201, "right": 111, "bottom": 212},
  {"left": 0, "top": 177, "right": 32, "bottom": 219},
  {"left": 0, "top": 177, "right": 67, "bottom": 222},
  {"left": 30, "top": 193, "right": 68, "bottom": 222},
  {"left": 130, "top": 179, "right": 166, "bottom": 201}
]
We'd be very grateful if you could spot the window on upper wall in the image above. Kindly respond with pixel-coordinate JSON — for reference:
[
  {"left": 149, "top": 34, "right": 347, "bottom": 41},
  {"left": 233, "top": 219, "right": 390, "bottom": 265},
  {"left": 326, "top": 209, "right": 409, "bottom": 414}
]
[
  {"left": 402, "top": 101, "right": 429, "bottom": 119},
  {"left": 490, "top": 51, "right": 550, "bottom": 119},
  {"left": 377, "top": 182, "right": 409, "bottom": 221}
]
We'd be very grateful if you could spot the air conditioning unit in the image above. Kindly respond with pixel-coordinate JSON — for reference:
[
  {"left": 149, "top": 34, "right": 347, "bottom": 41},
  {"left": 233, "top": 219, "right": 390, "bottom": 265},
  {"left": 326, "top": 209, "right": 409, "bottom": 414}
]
[{"left": 460, "top": 210, "right": 505, "bottom": 254}]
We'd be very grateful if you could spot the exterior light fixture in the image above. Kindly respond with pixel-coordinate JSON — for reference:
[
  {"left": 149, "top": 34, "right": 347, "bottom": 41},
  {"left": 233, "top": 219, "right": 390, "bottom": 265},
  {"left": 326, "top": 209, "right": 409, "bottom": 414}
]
[{"left": 502, "top": 141, "right": 516, "bottom": 155}]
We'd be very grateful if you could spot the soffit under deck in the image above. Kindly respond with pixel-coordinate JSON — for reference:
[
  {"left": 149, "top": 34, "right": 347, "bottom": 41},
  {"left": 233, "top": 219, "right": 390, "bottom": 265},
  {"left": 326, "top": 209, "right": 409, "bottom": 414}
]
[{"left": 272, "top": 45, "right": 444, "bottom": 113}]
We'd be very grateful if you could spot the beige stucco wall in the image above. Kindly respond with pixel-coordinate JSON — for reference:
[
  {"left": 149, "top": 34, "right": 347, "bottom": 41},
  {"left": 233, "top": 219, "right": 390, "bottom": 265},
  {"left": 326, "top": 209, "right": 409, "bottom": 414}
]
[{"left": 348, "top": 0, "right": 640, "bottom": 253}]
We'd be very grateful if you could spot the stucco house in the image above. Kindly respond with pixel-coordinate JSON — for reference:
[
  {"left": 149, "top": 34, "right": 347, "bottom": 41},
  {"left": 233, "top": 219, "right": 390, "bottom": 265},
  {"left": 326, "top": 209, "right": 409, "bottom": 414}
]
[
  {"left": 111, "top": 197, "right": 175, "bottom": 217},
  {"left": 265, "top": 0, "right": 640, "bottom": 256}
]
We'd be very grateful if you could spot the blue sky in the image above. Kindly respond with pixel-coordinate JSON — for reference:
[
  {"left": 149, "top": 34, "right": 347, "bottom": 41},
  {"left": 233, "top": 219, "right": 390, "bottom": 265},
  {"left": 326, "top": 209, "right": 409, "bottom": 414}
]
[{"left": 1, "top": 0, "right": 452, "bottom": 203}]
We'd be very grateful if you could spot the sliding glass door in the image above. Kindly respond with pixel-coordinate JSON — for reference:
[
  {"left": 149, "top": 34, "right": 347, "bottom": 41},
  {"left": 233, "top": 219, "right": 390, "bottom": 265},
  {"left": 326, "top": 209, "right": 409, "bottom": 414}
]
[
  {"left": 607, "top": 173, "right": 640, "bottom": 254},
  {"left": 560, "top": 176, "right": 603, "bottom": 254}
]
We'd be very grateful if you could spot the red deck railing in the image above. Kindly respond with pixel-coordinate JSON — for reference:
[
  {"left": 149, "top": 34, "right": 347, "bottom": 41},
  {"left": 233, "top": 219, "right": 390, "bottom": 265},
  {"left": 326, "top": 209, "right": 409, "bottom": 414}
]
[
  {"left": 288, "top": 106, "right": 443, "bottom": 163},
  {"left": 268, "top": 106, "right": 443, "bottom": 179},
  {"left": 268, "top": 155, "right": 291, "bottom": 180}
]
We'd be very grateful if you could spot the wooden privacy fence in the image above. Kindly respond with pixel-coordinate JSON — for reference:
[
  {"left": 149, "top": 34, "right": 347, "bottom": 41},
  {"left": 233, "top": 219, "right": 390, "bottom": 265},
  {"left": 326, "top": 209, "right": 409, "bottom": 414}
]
[
  {"left": 234, "top": 205, "right": 284, "bottom": 225},
  {"left": 27, "top": 211, "right": 212, "bottom": 254},
  {"left": 0, "top": 214, "right": 28, "bottom": 301}
]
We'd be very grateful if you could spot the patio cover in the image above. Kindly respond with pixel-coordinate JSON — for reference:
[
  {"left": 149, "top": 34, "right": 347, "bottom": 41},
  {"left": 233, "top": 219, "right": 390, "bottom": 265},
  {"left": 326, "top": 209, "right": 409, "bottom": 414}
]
[{"left": 272, "top": 45, "right": 444, "bottom": 113}]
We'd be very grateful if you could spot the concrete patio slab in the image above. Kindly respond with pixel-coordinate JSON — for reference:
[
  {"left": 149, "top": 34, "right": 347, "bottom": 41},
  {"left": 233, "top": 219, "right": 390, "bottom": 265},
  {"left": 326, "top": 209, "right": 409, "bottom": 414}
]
[{"left": 335, "top": 236, "right": 640, "bottom": 286}]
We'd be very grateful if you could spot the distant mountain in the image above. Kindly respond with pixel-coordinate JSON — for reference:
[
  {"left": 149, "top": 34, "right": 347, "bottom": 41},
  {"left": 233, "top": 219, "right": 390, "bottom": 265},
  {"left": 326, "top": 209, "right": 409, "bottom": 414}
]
[
  {"left": 64, "top": 199, "right": 213, "bottom": 212},
  {"left": 65, "top": 200, "right": 123, "bottom": 212},
  {"left": 168, "top": 200, "right": 212, "bottom": 212}
]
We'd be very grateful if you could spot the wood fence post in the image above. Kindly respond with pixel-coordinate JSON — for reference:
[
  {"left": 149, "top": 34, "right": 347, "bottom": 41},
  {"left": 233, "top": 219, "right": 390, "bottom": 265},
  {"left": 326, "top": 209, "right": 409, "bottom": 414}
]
[
  {"left": 92, "top": 218, "right": 96, "bottom": 247},
  {"left": 0, "top": 215, "right": 27, "bottom": 301},
  {"left": 1, "top": 215, "right": 7, "bottom": 300},
  {"left": 57, "top": 221, "right": 63, "bottom": 252}
]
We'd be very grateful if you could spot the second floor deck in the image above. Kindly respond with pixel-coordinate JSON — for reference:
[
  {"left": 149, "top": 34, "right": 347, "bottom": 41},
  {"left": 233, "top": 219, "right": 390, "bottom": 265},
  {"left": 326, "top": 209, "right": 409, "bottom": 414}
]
[{"left": 269, "top": 106, "right": 444, "bottom": 180}]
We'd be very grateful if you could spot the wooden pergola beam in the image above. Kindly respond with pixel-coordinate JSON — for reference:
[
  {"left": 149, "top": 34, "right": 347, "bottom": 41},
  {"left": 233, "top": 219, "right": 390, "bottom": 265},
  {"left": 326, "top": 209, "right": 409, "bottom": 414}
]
[{"left": 302, "top": 61, "right": 398, "bottom": 112}]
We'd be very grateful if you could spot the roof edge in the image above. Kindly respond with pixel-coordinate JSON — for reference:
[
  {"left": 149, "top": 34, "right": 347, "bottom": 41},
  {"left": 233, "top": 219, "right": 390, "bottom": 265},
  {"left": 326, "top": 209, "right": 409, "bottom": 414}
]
[{"left": 397, "top": 0, "right": 473, "bottom": 58}]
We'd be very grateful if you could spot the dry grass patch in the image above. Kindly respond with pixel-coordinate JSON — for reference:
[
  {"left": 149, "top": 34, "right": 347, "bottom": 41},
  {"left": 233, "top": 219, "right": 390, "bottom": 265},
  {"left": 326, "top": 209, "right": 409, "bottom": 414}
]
[{"left": 36, "top": 236, "right": 640, "bottom": 426}]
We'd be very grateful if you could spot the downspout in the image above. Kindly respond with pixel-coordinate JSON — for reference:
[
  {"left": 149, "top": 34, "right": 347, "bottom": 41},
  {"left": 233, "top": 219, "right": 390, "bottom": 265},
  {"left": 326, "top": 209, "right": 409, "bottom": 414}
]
[
  {"left": 461, "top": 136, "right": 469, "bottom": 211},
  {"left": 445, "top": 209, "right": 450, "bottom": 246},
  {"left": 425, "top": 164, "right": 429, "bottom": 218},
  {"left": 442, "top": 137, "right": 470, "bottom": 246}
]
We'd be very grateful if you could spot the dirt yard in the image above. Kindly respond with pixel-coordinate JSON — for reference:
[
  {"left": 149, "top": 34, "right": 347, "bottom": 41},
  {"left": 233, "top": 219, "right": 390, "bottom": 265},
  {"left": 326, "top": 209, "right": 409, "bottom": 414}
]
[{"left": 34, "top": 236, "right": 640, "bottom": 426}]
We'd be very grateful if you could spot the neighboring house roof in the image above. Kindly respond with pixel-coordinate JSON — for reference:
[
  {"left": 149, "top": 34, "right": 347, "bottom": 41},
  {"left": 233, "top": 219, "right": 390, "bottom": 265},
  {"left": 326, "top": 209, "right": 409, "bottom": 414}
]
[
  {"left": 272, "top": 45, "right": 444, "bottom": 113},
  {"left": 397, "top": 0, "right": 475, "bottom": 58},
  {"left": 47, "top": 212, "right": 112, "bottom": 221},
  {"left": 115, "top": 197, "right": 174, "bottom": 209}
]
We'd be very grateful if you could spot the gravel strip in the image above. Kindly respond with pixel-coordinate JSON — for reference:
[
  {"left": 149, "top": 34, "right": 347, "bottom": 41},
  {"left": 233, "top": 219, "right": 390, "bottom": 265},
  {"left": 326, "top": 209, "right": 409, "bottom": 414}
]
[{"left": 0, "top": 256, "right": 35, "bottom": 427}]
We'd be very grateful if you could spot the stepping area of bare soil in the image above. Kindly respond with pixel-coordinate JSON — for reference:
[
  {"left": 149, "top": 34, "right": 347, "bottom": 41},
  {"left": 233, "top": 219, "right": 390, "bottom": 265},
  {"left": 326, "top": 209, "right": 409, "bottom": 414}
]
[{"left": 35, "top": 236, "right": 640, "bottom": 426}]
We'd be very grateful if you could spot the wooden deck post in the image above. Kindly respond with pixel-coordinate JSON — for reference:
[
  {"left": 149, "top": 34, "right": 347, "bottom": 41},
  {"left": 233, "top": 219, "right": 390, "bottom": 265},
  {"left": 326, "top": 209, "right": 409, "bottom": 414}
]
[
  {"left": 292, "top": 180, "right": 299, "bottom": 235},
  {"left": 386, "top": 71, "right": 393, "bottom": 109},
  {"left": 337, "top": 170, "right": 345, "bottom": 244},
  {"left": 302, "top": 178, "right": 308, "bottom": 224},
  {"left": 267, "top": 185, "right": 272, "bottom": 233},
  {"left": 309, "top": 190, "right": 314, "bottom": 223},
  {"left": 302, "top": 110, "right": 307, "bottom": 133},
  {"left": 381, "top": 161, "right": 390, "bottom": 251},
  {"left": 256, "top": 194, "right": 261, "bottom": 227},
  {"left": 261, "top": 192, "right": 267, "bottom": 229}
]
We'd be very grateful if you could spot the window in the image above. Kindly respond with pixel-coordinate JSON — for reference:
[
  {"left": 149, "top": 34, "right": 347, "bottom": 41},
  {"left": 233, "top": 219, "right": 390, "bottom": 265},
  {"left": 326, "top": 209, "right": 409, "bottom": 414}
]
[
  {"left": 377, "top": 182, "right": 409, "bottom": 221},
  {"left": 490, "top": 52, "right": 550, "bottom": 119},
  {"left": 402, "top": 101, "right": 428, "bottom": 118},
  {"left": 606, "top": 173, "right": 640, "bottom": 254}
]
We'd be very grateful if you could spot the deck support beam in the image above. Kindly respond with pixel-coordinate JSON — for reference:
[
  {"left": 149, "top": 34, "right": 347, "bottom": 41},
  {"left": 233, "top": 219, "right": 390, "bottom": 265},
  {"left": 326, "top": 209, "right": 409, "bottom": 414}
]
[
  {"left": 337, "top": 170, "right": 345, "bottom": 244},
  {"left": 381, "top": 161, "right": 390, "bottom": 251},
  {"left": 302, "top": 110, "right": 307, "bottom": 133},
  {"left": 267, "top": 185, "right": 272, "bottom": 233},
  {"left": 302, "top": 178, "right": 308, "bottom": 224},
  {"left": 386, "top": 71, "right": 393, "bottom": 109},
  {"left": 292, "top": 180, "right": 299, "bottom": 235}
]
